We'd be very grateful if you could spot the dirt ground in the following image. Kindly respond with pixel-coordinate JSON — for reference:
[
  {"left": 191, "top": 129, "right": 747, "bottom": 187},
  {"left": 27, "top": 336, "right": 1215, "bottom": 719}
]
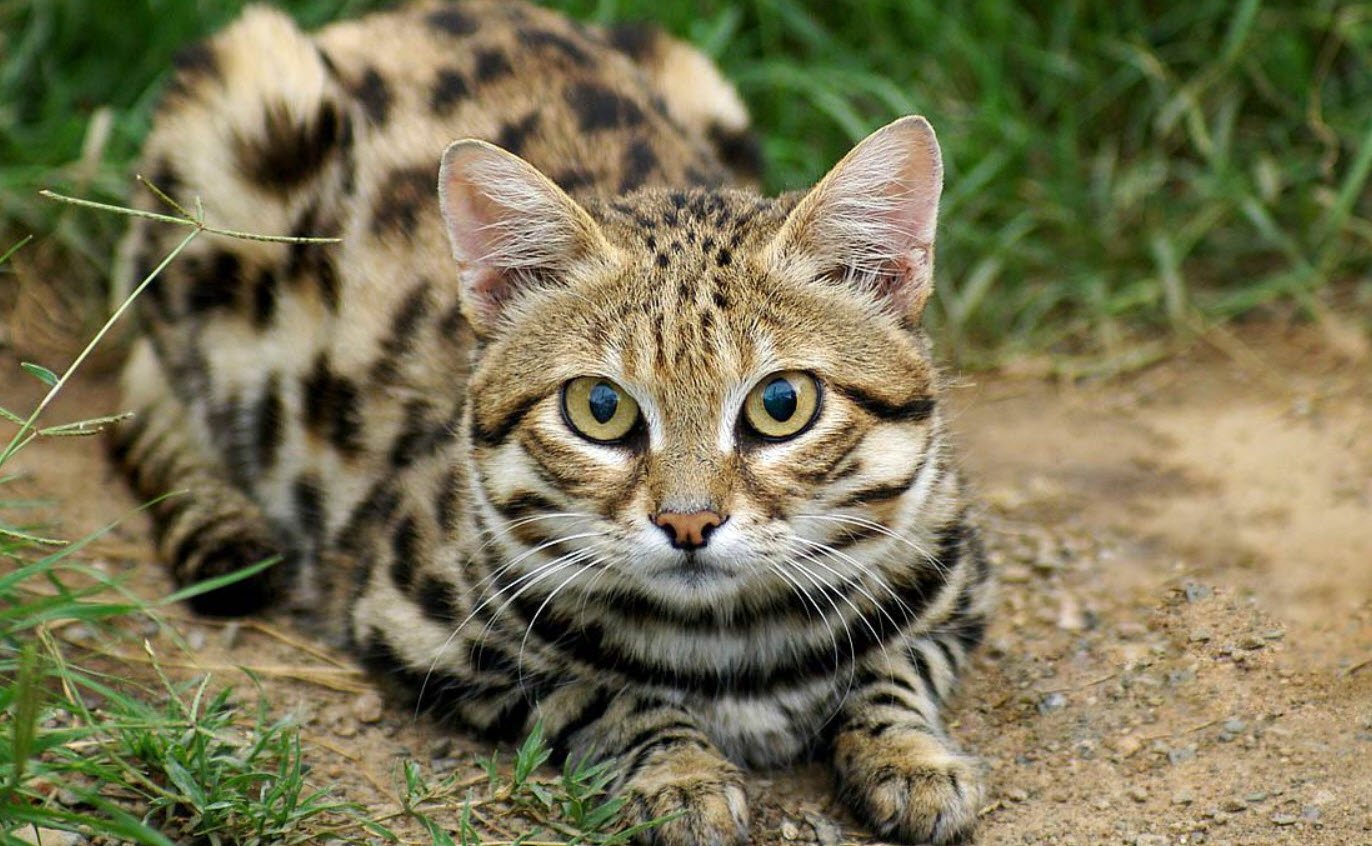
[{"left": 7, "top": 323, "right": 1371, "bottom": 846}]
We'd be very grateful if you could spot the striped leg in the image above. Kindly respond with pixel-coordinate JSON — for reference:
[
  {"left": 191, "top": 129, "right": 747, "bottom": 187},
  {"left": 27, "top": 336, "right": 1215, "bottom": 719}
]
[
  {"left": 110, "top": 339, "right": 293, "bottom": 614},
  {"left": 545, "top": 689, "right": 749, "bottom": 846},
  {"left": 829, "top": 634, "right": 983, "bottom": 845}
]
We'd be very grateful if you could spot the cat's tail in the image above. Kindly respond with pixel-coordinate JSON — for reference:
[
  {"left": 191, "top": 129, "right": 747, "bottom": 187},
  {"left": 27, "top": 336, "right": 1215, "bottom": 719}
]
[{"left": 601, "top": 22, "right": 763, "bottom": 184}]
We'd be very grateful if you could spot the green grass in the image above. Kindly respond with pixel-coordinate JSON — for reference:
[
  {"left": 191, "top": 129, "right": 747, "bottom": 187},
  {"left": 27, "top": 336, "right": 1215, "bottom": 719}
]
[
  {"left": 0, "top": 212, "right": 666, "bottom": 845},
  {"left": 3, "top": 0, "right": 1370, "bottom": 366}
]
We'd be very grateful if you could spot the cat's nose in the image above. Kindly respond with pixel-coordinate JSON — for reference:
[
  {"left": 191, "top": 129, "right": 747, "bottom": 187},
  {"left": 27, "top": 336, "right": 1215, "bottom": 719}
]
[{"left": 653, "top": 510, "right": 725, "bottom": 550}]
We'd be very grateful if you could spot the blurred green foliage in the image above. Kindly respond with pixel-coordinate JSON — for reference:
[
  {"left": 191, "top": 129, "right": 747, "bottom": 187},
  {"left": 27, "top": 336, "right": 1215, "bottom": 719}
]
[{"left": 3, "top": 0, "right": 1369, "bottom": 364}]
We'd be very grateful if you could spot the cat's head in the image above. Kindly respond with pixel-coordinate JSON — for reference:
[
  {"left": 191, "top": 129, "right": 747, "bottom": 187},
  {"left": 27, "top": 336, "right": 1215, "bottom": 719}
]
[{"left": 438, "top": 117, "right": 947, "bottom": 608}]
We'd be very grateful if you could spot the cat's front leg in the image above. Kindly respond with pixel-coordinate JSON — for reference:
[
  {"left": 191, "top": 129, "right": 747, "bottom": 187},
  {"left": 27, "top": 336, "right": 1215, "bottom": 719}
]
[
  {"left": 829, "top": 638, "right": 983, "bottom": 844},
  {"left": 547, "top": 688, "right": 749, "bottom": 846}
]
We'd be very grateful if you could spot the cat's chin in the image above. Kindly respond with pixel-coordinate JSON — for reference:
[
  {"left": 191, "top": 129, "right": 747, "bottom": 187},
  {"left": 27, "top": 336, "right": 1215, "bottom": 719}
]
[{"left": 653, "top": 555, "right": 739, "bottom": 587}]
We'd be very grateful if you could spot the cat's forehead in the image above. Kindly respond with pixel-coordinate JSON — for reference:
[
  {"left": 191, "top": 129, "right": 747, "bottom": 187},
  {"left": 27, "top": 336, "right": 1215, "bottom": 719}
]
[{"left": 589, "top": 187, "right": 797, "bottom": 268}]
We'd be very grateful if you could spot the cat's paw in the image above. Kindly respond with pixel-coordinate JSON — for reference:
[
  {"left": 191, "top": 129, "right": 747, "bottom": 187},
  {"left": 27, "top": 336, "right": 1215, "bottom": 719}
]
[
  {"left": 620, "top": 744, "right": 749, "bottom": 846},
  {"left": 833, "top": 725, "right": 982, "bottom": 845}
]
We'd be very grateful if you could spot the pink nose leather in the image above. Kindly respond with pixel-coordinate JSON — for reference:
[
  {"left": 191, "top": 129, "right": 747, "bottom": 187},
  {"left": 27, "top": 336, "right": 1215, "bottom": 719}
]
[{"left": 654, "top": 510, "right": 724, "bottom": 550}]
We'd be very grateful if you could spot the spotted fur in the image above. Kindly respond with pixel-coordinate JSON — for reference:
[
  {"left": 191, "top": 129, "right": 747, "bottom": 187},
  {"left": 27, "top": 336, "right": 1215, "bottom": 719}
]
[{"left": 111, "top": 3, "right": 994, "bottom": 844}]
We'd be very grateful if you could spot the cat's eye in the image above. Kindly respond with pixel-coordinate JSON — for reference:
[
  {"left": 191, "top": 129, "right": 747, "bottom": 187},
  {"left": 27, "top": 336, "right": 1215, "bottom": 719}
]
[
  {"left": 561, "top": 377, "right": 641, "bottom": 444},
  {"left": 743, "top": 371, "right": 820, "bottom": 440}
]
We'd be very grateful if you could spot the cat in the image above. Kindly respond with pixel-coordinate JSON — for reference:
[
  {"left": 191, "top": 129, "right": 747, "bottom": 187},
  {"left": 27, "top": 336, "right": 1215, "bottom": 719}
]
[{"left": 110, "top": 2, "right": 994, "bottom": 843}]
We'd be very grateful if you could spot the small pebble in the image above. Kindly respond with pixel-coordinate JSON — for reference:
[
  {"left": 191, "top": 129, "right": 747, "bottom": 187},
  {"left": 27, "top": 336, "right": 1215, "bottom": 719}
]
[
  {"left": 1246, "top": 792, "right": 1268, "bottom": 803},
  {"left": 1239, "top": 635, "right": 1266, "bottom": 650},
  {"left": 1134, "top": 835, "right": 1168, "bottom": 846},
  {"left": 1037, "top": 692, "right": 1068, "bottom": 714},
  {"left": 186, "top": 628, "right": 207, "bottom": 651},
  {"left": 1167, "top": 745, "right": 1197, "bottom": 765},
  {"left": 803, "top": 811, "right": 843, "bottom": 846},
  {"left": 1129, "top": 786, "right": 1149, "bottom": 803},
  {"left": 1006, "top": 787, "right": 1029, "bottom": 802},
  {"left": 1302, "top": 806, "right": 1322, "bottom": 822},
  {"left": 1270, "top": 813, "right": 1299, "bottom": 826},
  {"left": 1189, "top": 627, "right": 1213, "bottom": 643},
  {"left": 351, "top": 691, "right": 384, "bottom": 724},
  {"left": 1220, "top": 798, "right": 1247, "bottom": 813},
  {"left": 1173, "top": 788, "right": 1196, "bottom": 805},
  {"left": 220, "top": 620, "right": 242, "bottom": 649},
  {"left": 1184, "top": 582, "right": 1213, "bottom": 602},
  {"left": 1222, "top": 718, "right": 1246, "bottom": 734},
  {"left": 780, "top": 820, "right": 800, "bottom": 840},
  {"left": 1261, "top": 629, "right": 1285, "bottom": 640},
  {"left": 432, "top": 756, "right": 462, "bottom": 774}
]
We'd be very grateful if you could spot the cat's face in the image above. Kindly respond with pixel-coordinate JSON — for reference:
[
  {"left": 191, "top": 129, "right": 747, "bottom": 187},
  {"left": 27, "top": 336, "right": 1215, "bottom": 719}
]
[{"left": 442, "top": 117, "right": 945, "bottom": 607}]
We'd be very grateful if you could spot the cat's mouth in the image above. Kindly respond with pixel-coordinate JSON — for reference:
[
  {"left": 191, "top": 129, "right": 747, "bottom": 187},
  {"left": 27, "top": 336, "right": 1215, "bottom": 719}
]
[{"left": 655, "top": 554, "right": 737, "bottom": 586}]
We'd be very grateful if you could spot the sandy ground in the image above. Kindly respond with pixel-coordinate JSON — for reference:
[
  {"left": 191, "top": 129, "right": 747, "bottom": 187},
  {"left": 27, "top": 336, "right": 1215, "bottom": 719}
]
[{"left": 6, "top": 323, "right": 1371, "bottom": 846}]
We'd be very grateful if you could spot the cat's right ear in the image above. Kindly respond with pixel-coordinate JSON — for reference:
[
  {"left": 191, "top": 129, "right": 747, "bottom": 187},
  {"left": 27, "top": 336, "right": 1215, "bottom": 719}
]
[{"left": 438, "top": 140, "right": 613, "bottom": 336}]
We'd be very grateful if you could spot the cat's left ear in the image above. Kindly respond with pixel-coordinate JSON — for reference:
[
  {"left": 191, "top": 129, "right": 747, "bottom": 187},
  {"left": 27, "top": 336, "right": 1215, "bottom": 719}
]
[
  {"left": 439, "top": 140, "right": 613, "bottom": 336},
  {"left": 766, "top": 115, "right": 943, "bottom": 325}
]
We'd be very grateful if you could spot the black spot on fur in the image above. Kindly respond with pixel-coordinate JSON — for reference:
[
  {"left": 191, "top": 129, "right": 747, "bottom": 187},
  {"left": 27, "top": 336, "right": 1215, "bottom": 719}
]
[
  {"left": 293, "top": 473, "right": 327, "bottom": 545},
  {"left": 553, "top": 168, "right": 596, "bottom": 193},
  {"left": 253, "top": 373, "right": 284, "bottom": 470},
  {"left": 415, "top": 574, "right": 460, "bottom": 625},
  {"left": 370, "top": 281, "right": 430, "bottom": 383},
  {"left": 436, "top": 469, "right": 462, "bottom": 534},
  {"left": 707, "top": 123, "right": 764, "bottom": 181},
  {"left": 474, "top": 48, "right": 513, "bottom": 83},
  {"left": 426, "top": 7, "right": 479, "bottom": 36},
  {"left": 605, "top": 22, "right": 656, "bottom": 61},
  {"left": 495, "top": 112, "right": 540, "bottom": 155},
  {"left": 371, "top": 167, "right": 435, "bottom": 235},
  {"left": 352, "top": 67, "right": 391, "bottom": 124},
  {"left": 389, "top": 515, "right": 420, "bottom": 590},
  {"left": 715, "top": 247, "right": 732, "bottom": 267},
  {"left": 388, "top": 398, "right": 455, "bottom": 469},
  {"left": 302, "top": 355, "right": 364, "bottom": 456},
  {"left": 564, "top": 82, "right": 644, "bottom": 132},
  {"left": 236, "top": 100, "right": 344, "bottom": 191},
  {"left": 186, "top": 251, "right": 242, "bottom": 313},
  {"left": 619, "top": 139, "right": 658, "bottom": 193},
  {"left": 518, "top": 27, "right": 592, "bottom": 67},
  {"left": 429, "top": 67, "right": 470, "bottom": 114},
  {"left": 252, "top": 268, "right": 277, "bottom": 327},
  {"left": 165, "top": 41, "right": 220, "bottom": 99}
]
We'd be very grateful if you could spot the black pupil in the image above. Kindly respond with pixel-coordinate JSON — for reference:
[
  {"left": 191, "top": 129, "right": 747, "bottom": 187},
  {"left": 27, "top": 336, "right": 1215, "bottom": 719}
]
[
  {"left": 588, "top": 382, "right": 619, "bottom": 425},
  {"left": 762, "top": 378, "right": 798, "bottom": 422}
]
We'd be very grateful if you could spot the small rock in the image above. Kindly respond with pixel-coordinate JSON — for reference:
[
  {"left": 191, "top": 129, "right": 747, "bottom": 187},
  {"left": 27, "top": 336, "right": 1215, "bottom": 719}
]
[
  {"left": 1184, "top": 582, "right": 1213, "bottom": 602},
  {"left": 1173, "top": 789, "right": 1196, "bottom": 805},
  {"left": 432, "top": 756, "right": 462, "bottom": 774},
  {"left": 1246, "top": 792, "right": 1269, "bottom": 803},
  {"left": 1129, "top": 786, "right": 1149, "bottom": 803},
  {"left": 1006, "top": 787, "right": 1029, "bottom": 802},
  {"left": 1189, "top": 627, "right": 1213, "bottom": 643},
  {"left": 186, "top": 628, "right": 207, "bottom": 651},
  {"left": 780, "top": 820, "right": 800, "bottom": 840},
  {"left": 1222, "top": 718, "right": 1246, "bottom": 734},
  {"left": 1261, "top": 629, "right": 1285, "bottom": 640},
  {"left": 220, "top": 621, "right": 242, "bottom": 649},
  {"left": 1220, "top": 797, "right": 1247, "bottom": 813},
  {"left": 351, "top": 691, "right": 384, "bottom": 724},
  {"left": 1239, "top": 635, "right": 1266, "bottom": 650},
  {"left": 1037, "top": 692, "right": 1068, "bottom": 714},
  {"left": 1134, "top": 835, "right": 1168, "bottom": 846},
  {"left": 9, "top": 828, "right": 80, "bottom": 846},
  {"left": 1112, "top": 734, "right": 1143, "bottom": 758},
  {"left": 1270, "top": 813, "right": 1299, "bottom": 826},
  {"left": 1302, "top": 806, "right": 1322, "bottom": 822},
  {"left": 1167, "top": 745, "right": 1197, "bottom": 765}
]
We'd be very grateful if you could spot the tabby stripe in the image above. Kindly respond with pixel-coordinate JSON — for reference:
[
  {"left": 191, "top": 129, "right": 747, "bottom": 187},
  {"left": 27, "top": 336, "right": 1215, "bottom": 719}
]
[
  {"left": 832, "top": 383, "right": 936, "bottom": 423},
  {"left": 494, "top": 490, "right": 561, "bottom": 522},
  {"left": 504, "top": 565, "right": 951, "bottom": 695},
  {"left": 548, "top": 688, "right": 616, "bottom": 761},
  {"left": 836, "top": 470, "right": 920, "bottom": 508},
  {"left": 622, "top": 733, "right": 711, "bottom": 783},
  {"left": 470, "top": 394, "right": 540, "bottom": 447}
]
